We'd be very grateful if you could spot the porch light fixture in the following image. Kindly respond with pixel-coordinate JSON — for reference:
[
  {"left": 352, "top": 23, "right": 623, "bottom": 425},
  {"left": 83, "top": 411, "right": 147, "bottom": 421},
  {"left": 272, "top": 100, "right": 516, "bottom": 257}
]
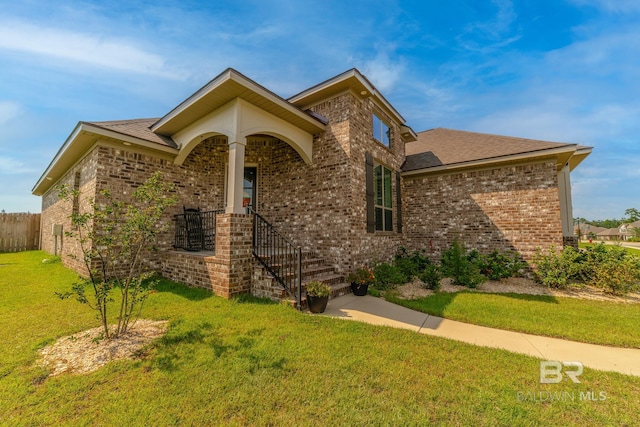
[
  {"left": 123, "top": 141, "right": 132, "bottom": 146},
  {"left": 360, "top": 90, "right": 368, "bottom": 96}
]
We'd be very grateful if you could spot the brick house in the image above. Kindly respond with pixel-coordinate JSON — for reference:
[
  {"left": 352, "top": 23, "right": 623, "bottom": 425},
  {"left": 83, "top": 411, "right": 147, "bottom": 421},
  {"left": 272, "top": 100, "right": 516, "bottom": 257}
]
[{"left": 32, "top": 68, "right": 591, "bottom": 303}]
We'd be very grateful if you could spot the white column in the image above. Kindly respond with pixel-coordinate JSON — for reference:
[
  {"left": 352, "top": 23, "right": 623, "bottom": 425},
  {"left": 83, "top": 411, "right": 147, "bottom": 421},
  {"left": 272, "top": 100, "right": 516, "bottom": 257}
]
[
  {"left": 226, "top": 139, "right": 246, "bottom": 214},
  {"left": 557, "top": 164, "right": 573, "bottom": 237}
]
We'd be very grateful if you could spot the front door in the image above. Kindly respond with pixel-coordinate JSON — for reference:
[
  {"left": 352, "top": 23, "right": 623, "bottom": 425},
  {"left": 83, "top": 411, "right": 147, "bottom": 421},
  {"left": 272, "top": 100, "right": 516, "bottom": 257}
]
[{"left": 243, "top": 167, "right": 257, "bottom": 213}]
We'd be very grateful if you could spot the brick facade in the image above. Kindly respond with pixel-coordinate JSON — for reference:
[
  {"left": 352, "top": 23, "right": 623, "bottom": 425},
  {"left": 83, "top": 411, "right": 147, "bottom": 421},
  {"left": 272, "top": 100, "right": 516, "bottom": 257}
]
[{"left": 403, "top": 160, "right": 564, "bottom": 261}]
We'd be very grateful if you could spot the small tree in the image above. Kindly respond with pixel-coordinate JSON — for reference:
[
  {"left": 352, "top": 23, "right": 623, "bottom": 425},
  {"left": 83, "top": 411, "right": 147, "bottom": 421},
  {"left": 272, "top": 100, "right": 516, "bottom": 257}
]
[{"left": 57, "top": 172, "right": 177, "bottom": 339}]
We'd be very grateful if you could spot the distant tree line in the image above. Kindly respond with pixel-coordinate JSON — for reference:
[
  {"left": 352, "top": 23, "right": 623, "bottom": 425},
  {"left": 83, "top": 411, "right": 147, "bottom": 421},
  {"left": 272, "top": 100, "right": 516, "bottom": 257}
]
[{"left": 575, "top": 208, "right": 640, "bottom": 229}]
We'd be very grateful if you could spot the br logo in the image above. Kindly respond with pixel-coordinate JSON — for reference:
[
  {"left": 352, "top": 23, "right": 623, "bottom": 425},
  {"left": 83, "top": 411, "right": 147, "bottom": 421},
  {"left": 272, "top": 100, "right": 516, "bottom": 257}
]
[{"left": 540, "top": 361, "right": 583, "bottom": 384}]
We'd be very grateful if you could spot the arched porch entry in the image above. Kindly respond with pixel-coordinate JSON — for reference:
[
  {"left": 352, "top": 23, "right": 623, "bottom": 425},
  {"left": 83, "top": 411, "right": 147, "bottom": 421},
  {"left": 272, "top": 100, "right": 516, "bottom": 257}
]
[{"left": 173, "top": 98, "right": 314, "bottom": 214}]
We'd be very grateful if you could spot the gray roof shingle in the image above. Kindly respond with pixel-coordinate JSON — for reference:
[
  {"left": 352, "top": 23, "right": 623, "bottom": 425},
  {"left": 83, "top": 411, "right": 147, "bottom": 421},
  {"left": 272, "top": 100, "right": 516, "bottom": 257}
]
[
  {"left": 85, "top": 118, "right": 178, "bottom": 148},
  {"left": 403, "top": 128, "right": 577, "bottom": 172}
]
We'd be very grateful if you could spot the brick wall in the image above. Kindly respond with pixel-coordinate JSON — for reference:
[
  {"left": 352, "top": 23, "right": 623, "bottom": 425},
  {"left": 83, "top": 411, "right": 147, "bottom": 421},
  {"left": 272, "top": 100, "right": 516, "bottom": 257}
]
[
  {"left": 255, "top": 93, "right": 409, "bottom": 274},
  {"left": 345, "top": 95, "right": 406, "bottom": 268},
  {"left": 402, "top": 160, "right": 564, "bottom": 262},
  {"left": 160, "top": 214, "right": 253, "bottom": 297},
  {"left": 41, "top": 149, "right": 98, "bottom": 274}
]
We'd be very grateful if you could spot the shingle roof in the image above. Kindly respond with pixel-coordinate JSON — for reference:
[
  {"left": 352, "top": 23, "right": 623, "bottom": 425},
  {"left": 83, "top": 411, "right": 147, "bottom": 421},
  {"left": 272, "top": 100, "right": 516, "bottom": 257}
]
[
  {"left": 597, "top": 228, "right": 621, "bottom": 236},
  {"left": 403, "top": 128, "right": 577, "bottom": 172},
  {"left": 84, "top": 118, "right": 178, "bottom": 149}
]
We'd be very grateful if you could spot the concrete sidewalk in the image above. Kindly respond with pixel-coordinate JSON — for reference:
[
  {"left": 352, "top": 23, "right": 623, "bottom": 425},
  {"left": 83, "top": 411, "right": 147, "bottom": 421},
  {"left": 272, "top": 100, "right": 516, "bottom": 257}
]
[{"left": 321, "top": 294, "right": 640, "bottom": 377}]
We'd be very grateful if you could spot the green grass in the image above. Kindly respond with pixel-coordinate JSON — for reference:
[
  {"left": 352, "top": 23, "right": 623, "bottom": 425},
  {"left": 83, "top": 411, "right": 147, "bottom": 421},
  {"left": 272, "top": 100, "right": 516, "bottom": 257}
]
[
  {"left": 387, "top": 291, "right": 640, "bottom": 348},
  {"left": 579, "top": 241, "right": 640, "bottom": 257},
  {"left": 2, "top": 251, "right": 640, "bottom": 425}
]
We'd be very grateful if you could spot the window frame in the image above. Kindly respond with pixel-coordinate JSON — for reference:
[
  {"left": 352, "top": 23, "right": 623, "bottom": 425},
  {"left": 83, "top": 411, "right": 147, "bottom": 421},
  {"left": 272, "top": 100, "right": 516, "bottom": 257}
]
[
  {"left": 374, "top": 164, "right": 393, "bottom": 232},
  {"left": 372, "top": 113, "right": 391, "bottom": 147}
]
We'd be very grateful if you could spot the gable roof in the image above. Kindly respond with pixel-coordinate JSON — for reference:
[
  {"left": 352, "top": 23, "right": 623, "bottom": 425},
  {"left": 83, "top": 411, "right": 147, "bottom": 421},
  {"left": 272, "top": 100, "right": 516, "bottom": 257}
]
[
  {"left": 86, "top": 118, "right": 177, "bottom": 148},
  {"left": 403, "top": 128, "right": 592, "bottom": 175},
  {"left": 288, "top": 68, "right": 417, "bottom": 141},
  {"left": 151, "top": 68, "right": 326, "bottom": 137},
  {"left": 32, "top": 120, "right": 180, "bottom": 196},
  {"left": 597, "top": 228, "right": 621, "bottom": 236}
]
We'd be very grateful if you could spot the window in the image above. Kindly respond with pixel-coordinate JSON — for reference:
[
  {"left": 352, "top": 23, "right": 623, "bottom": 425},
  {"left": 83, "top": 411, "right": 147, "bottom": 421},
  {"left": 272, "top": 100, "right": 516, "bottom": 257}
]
[
  {"left": 372, "top": 113, "right": 390, "bottom": 147},
  {"left": 374, "top": 164, "right": 393, "bottom": 231}
]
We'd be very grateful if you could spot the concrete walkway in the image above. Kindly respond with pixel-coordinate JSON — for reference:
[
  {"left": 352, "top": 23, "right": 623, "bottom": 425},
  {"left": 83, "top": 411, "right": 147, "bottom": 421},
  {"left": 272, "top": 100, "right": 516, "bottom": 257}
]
[{"left": 321, "top": 294, "right": 640, "bottom": 377}]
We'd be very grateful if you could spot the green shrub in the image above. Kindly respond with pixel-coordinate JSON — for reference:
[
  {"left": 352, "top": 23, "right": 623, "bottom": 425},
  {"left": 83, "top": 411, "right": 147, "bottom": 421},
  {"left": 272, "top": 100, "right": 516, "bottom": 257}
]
[
  {"left": 534, "top": 244, "right": 640, "bottom": 294},
  {"left": 372, "top": 263, "right": 406, "bottom": 291},
  {"left": 419, "top": 264, "right": 441, "bottom": 290},
  {"left": 581, "top": 244, "right": 640, "bottom": 294},
  {"left": 533, "top": 246, "right": 575, "bottom": 288},
  {"left": 591, "top": 257, "right": 640, "bottom": 295},
  {"left": 393, "top": 247, "right": 432, "bottom": 281},
  {"left": 475, "top": 250, "right": 526, "bottom": 280},
  {"left": 441, "top": 238, "right": 486, "bottom": 288}
]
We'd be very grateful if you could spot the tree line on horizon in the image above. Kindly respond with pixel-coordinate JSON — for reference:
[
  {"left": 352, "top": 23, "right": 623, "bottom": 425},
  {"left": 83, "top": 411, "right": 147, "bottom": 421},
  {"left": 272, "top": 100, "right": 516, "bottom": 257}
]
[{"left": 575, "top": 208, "right": 640, "bottom": 229}]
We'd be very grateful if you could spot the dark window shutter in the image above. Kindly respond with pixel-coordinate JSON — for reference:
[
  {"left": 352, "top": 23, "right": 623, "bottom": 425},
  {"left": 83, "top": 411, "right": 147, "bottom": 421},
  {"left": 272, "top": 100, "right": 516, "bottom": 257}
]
[
  {"left": 365, "top": 152, "right": 375, "bottom": 233},
  {"left": 396, "top": 171, "right": 402, "bottom": 233}
]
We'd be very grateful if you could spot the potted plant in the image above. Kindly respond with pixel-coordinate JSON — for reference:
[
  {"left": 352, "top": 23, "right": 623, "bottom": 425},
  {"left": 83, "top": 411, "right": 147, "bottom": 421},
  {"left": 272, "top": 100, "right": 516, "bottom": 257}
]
[
  {"left": 306, "top": 280, "right": 331, "bottom": 313},
  {"left": 346, "top": 266, "right": 375, "bottom": 296}
]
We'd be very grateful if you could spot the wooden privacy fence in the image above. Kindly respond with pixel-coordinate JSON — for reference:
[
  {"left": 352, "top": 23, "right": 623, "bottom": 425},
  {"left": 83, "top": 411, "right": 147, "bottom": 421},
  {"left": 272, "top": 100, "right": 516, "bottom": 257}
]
[{"left": 0, "top": 213, "right": 41, "bottom": 252}]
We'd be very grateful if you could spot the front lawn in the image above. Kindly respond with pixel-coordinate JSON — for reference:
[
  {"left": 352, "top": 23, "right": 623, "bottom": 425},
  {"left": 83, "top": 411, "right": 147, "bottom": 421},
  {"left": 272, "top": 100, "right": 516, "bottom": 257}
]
[
  {"left": 387, "top": 291, "right": 640, "bottom": 348},
  {"left": 2, "top": 251, "right": 640, "bottom": 425}
]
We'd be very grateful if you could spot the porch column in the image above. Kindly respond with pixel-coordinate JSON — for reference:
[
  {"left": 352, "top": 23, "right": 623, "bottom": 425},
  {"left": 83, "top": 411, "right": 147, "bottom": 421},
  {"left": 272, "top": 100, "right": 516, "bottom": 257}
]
[
  {"left": 226, "top": 139, "right": 246, "bottom": 214},
  {"left": 558, "top": 163, "right": 577, "bottom": 248},
  {"left": 558, "top": 163, "right": 573, "bottom": 237}
]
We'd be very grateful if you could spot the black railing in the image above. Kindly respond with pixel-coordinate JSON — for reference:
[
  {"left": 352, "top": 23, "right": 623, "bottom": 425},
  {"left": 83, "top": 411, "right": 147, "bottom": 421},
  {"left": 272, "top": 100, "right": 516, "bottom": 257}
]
[
  {"left": 252, "top": 210, "right": 302, "bottom": 309},
  {"left": 174, "top": 208, "right": 224, "bottom": 252}
]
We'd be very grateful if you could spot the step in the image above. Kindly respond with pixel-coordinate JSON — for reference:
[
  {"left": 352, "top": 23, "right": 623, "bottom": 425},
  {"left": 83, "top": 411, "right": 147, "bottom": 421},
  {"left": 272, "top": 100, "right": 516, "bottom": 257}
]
[
  {"left": 302, "top": 272, "right": 344, "bottom": 287},
  {"left": 301, "top": 264, "right": 335, "bottom": 278}
]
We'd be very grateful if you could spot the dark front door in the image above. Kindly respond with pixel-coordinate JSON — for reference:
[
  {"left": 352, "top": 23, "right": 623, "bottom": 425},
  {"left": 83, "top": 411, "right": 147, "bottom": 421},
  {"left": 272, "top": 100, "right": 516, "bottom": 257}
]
[{"left": 243, "top": 167, "right": 257, "bottom": 213}]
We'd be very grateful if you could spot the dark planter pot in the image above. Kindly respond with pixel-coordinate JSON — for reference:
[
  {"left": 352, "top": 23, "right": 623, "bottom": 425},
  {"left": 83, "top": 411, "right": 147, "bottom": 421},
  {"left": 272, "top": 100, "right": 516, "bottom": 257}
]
[
  {"left": 307, "top": 294, "right": 329, "bottom": 313},
  {"left": 351, "top": 283, "right": 369, "bottom": 296}
]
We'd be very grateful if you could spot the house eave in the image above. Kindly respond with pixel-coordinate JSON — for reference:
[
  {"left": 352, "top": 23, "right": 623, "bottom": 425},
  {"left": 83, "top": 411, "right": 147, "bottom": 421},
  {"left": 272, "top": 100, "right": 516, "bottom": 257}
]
[
  {"left": 151, "top": 68, "right": 326, "bottom": 137},
  {"left": 401, "top": 145, "right": 582, "bottom": 178},
  {"left": 32, "top": 123, "right": 179, "bottom": 196}
]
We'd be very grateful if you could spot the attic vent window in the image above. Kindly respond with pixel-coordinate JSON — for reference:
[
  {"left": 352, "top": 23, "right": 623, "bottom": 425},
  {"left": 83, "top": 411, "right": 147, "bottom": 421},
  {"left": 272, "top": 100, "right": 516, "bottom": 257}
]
[{"left": 372, "top": 113, "right": 390, "bottom": 147}]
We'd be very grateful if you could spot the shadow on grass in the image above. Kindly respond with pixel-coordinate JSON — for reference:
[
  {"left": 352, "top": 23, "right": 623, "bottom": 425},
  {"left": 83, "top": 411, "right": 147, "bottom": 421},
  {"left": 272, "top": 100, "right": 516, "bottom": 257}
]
[
  {"left": 387, "top": 290, "right": 559, "bottom": 318},
  {"left": 231, "top": 294, "right": 277, "bottom": 305},
  {"left": 152, "top": 320, "right": 285, "bottom": 374},
  {"left": 154, "top": 277, "right": 213, "bottom": 301}
]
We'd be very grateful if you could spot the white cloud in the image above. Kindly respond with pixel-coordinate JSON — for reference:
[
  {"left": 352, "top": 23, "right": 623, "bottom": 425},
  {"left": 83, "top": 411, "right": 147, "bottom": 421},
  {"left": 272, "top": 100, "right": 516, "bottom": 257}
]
[
  {"left": 359, "top": 45, "right": 406, "bottom": 93},
  {"left": 456, "top": 0, "right": 521, "bottom": 52},
  {"left": 0, "top": 20, "right": 186, "bottom": 79},
  {"left": 0, "top": 155, "right": 36, "bottom": 175},
  {"left": 0, "top": 101, "right": 21, "bottom": 126}
]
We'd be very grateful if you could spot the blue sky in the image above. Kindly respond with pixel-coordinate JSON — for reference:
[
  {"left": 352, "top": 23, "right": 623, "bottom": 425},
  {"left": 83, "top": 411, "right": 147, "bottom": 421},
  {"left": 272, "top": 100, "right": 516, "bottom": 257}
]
[{"left": 0, "top": 0, "right": 638, "bottom": 220}]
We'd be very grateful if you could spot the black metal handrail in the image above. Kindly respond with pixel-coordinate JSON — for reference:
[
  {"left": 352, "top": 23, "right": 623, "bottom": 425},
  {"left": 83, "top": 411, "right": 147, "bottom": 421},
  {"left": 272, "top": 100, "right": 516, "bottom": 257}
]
[
  {"left": 252, "top": 210, "right": 302, "bottom": 309},
  {"left": 173, "top": 209, "right": 224, "bottom": 252}
]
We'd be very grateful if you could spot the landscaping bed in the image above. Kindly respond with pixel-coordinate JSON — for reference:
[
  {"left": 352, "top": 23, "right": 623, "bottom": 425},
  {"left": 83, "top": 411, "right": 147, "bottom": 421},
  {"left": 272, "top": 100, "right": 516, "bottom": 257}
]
[{"left": 396, "top": 276, "right": 640, "bottom": 304}]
